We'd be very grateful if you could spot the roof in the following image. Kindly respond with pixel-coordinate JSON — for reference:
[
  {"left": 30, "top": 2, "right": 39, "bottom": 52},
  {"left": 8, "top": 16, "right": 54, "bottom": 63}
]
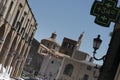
[
  {"left": 42, "top": 38, "right": 60, "bottom": 46},
  {"left": 54, "top": 51, "right": 70, "bottom": 57},
  {"left": 39, "top": 44, "right": 69, "bottom": 58},
  {"left": 80, "top": 60, "right": 101, "bottom": 67}
]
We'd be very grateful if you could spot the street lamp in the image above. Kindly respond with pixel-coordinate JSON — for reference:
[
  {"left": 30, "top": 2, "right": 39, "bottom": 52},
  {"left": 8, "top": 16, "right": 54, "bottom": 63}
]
[{"left": 93, "top": 35, "right": 105, "bottom": 61}]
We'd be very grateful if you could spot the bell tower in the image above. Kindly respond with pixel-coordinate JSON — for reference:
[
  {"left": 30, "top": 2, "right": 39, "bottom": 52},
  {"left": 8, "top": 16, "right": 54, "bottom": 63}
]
[{"left": 76, "top": 32, "right": 84, "bottom": 50}]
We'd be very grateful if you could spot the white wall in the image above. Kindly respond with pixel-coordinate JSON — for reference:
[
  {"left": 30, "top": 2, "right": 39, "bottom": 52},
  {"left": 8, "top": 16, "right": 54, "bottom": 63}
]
[{"left": 39, "top": 55, "right": 62, "bottom": 80}]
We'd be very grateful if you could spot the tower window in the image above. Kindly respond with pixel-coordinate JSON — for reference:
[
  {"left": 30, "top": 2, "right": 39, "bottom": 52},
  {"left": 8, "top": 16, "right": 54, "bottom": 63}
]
[
  {"left": 70, "top": 44, "right": 74, "bottom": 50},
  {"left": 67, "top": 43, "right": 70, "bottom": 48}
]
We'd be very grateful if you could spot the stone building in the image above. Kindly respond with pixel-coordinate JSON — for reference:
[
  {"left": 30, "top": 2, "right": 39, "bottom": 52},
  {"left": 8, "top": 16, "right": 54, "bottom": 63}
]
[
  {"left": 37, "top": 32, "right": 100, "bottom": 80},
  {"left": 0, "top": 0, "right": 37, "bottom": 79},
  {"left": 23, "top": 38, "right": 43, "bottom": 77}
]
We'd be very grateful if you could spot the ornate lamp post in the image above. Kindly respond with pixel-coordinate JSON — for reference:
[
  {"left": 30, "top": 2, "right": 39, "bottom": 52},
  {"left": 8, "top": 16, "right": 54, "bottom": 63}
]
[{"left": 93, "top": 35, "right": 105, "bottom": 61}]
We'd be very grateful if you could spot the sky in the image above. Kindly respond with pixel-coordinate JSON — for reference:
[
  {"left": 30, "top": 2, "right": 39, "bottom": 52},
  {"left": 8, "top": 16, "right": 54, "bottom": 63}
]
[{"left": 28, "top": 0, "right": 120, "bottom": 65}]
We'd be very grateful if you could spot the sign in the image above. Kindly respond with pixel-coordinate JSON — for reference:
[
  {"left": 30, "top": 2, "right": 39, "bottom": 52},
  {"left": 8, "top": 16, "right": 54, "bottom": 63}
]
[{"left": 90, "top": 0, "right": 120, "bottom": 27}]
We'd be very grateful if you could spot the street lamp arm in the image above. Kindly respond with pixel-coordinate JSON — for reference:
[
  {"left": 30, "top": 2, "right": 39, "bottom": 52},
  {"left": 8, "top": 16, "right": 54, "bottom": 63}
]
[
  {"left": 93, "top": 34, "right": 106, "bottom": 61},
  {"left": 93, "top": 53, "right": 106, "bottom": 61}
]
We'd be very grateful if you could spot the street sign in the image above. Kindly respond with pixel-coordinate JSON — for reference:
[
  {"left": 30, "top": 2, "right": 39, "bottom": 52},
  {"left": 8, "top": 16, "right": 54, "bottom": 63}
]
[{"left": 90, "top": 0, "right": 120, "bottom": 27}]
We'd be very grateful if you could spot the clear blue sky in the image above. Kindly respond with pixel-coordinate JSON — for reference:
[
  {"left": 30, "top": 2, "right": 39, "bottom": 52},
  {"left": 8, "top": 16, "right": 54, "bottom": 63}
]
[{"left": 28, "top": 0, "right": 120, "bottom": 64}]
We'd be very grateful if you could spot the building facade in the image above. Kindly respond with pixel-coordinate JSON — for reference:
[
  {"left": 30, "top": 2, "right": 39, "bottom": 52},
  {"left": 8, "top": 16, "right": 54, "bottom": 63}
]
[
  {"left": 56, "top": 57, "right": 99, "bottom": 80},
  {"left": 0, "top": 0, "right": 37, "bottom": 78},
  {"left": 23, "top": 38, "right": 43, "bottom": 77},
  {"left": 37, "top": 32, "right": 100, "bottom": 80}
]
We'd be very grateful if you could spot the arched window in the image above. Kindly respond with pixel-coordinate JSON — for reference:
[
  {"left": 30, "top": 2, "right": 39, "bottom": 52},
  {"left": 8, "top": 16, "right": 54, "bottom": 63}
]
[{"left": 63, "top": 64, "right": 74, "bottom": 76}]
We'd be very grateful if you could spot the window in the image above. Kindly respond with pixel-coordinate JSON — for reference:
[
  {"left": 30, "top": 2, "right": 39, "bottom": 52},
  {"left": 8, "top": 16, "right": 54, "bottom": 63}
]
[
  {"left": 66, "top": 43, "right": 70, "bottom": 48},
  {"left": 70, "top": 44, "right": 74, "bottom": 50},
  {"left": 16, "top": 21, "right": 20, "bottom": 31},
  {"left": 25, "top": 19, "right": 30, "bottom": 32},
  {"left": 21, "top": 27, "right": 25, "bottom": 37},
  {"left": 26, "top": 25, "right": 32, "bottom": 41},
  {"left": 62, "top": 42, "right": 67, "bottom": 48},
  {"left": 28, "top": 25, "right": 32, "bottom": 34},
  {"left": 17, "top": 17, "right": 24, "bottom": 33},
  {"left": 17, "top": 12, "right": 27, "bottom": 33},
  {"left": 12, "top": 4, "right": 22, "bottom": 27},
  {"left": 46, "top": 43, "right": 49, "bottom": 47},
  {"left": 64, "top": 43, "right": 74, "bottom": 50},
  {"left": 83, "top": 74, "right": 89, "bottom": 80},
  {"left": 53, "top": 45, "right": 56, "bottom": 49},
  {"left": 23, "top": 19, "right": 29, "bottom": 38},
  {"left": 13, "top": 10, "right": 20, "bottom": 27},
  {"left": 63, "top": 64, "right": 74, "bottom": 76}
]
